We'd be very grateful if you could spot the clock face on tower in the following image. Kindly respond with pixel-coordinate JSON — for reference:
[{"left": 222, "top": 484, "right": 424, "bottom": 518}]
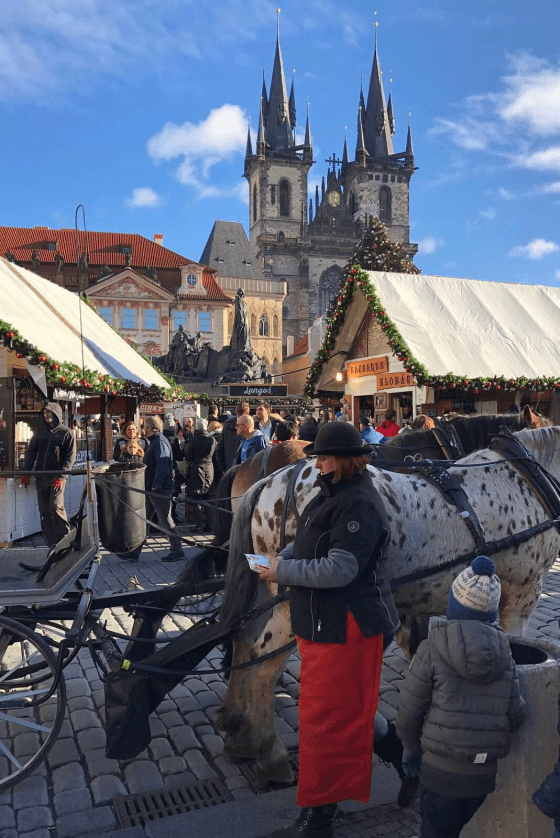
[{"left": 327, "top": 191, "right": 341, "bottom": 207}]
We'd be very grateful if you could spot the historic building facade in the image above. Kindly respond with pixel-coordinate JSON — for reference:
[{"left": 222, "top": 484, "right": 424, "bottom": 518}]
[
  {"left": 243, "top": 30, "right": 417, "bottom": 346},
  {"left": 0, "top": 227, "right": 232, "bottom": 357}
]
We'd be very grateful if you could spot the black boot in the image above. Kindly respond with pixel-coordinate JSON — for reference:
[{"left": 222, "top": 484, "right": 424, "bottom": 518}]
[
  {"left": 269, "top": 804, "right": 337, "bottom": 837},
  {"left": 373, "top": 721, "right": 419, "bottom": 808}
]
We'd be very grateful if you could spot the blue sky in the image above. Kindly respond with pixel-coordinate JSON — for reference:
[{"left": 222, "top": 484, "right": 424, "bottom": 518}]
[{"left": 1, "top": 0, "right": 559, "bottom": 285}]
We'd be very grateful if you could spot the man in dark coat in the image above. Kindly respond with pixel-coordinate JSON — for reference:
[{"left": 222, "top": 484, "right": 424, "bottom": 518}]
[
  {"left": 144, "top": 415, "right": 184, "bottom": 562},
  {"left": 216, "top": 401, "right": 250, "bottom": 474},
  {"left": 298, "top": 413, "right": 318, "bottom": 443},
  {"left": 22, "top": 402, "right": 76, "bottom": 547},
  {"left": 184, "top": 418, "right": 217, "bottom": 532}
]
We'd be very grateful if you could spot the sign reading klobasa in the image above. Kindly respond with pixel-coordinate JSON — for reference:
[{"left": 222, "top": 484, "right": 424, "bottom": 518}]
[{"left": 377, "top": 372, "right": 415, "bottom": 391}]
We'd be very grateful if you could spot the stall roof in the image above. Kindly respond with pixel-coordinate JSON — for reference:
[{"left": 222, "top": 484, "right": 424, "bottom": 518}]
[
  {"left": 369, "top": 272, "right": 560, "bottom": 378},
  {"left": 316, "top": 271, "right": 560, "bottom": 392},
  {"left": 0, "top": 257, "right": 170, "bottom": 388}
]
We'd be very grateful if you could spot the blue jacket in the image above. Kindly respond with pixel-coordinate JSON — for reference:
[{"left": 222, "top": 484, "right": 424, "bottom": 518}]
[
  {"left": 234, "top": 429, "right": 268, "bottom": 464},
  {"left": 144, "top": 432, "right": 175, "bottom": 491},
  {"left": 361, "top": 426, "right": 385, "bottom": 445}
]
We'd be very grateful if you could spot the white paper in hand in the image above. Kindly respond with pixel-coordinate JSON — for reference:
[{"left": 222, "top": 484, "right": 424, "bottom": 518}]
[{"left": 245, "top": 553, "right": 271, "bottom": 572}]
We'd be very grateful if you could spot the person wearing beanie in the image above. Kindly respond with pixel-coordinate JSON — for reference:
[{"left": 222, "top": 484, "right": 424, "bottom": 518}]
[{"left": 396, "top": 556, "right": 525, "bottom": 838}]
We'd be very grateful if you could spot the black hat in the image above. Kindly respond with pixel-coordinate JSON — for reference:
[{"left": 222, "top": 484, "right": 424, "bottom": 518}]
[{"left": 305, "top": 421, "right": 372, "bottom": 456}]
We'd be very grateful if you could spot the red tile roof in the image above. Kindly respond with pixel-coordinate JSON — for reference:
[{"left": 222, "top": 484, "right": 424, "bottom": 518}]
[
  {"left": 0, "top": 226, "right": 196, "bottom": 269},
  {"left": 0, "top": 225, "right": 232, "bottom": 303},
  {"left": 292, "top": 336, "right": 309, "bottom": 356}
]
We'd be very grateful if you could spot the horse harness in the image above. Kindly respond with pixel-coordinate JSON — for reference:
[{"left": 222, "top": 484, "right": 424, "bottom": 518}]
[
  {"left": 432, "top": 416, "right": 467, "bottom": 460},
  {"left": 389, "top": 426, "right": 560, "bottom": 589}
]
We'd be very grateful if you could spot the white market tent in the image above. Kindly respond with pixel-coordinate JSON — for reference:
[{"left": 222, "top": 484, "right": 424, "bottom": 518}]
[
  {"left": 317, "top": 271, "right": 560, "bottom": 390},
  {"left": 0, "top": 257, "right": 170, "bottom": 388}
]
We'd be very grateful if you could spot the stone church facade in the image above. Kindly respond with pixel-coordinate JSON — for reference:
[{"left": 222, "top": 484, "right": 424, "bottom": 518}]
[{"left": 244, "top": 30, "right": 418, "bottom": 346}]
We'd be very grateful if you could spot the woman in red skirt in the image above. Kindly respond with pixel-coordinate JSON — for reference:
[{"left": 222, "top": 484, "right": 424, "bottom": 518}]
[{"left": 259, "top": 422, "right": 400, "bottom": 838}]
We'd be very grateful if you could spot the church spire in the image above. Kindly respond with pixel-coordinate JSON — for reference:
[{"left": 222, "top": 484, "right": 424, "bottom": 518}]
[
  {"left": 356, "top": 107, "right": 368, "bottom": 165},
  {"left": 342, "top": 133, "right": 349, "bottom": 166},
  {"left": 387, "top": 85, "right": 396, "bottom": 136},
  {"left": 289, "top": 74, "right": 296, "bottom": 127},
  {"left": 261, "top": 70, "right": 269, "bottom": 128},
  {"left": 245, "top": 121, "right": 253, "bottom": 159},
  {"left": 363, "top": 29, "right": 394, "bottom": 158},
  {"left": 257, "top": 97, "right": 266, "bottom": 155},
  {"left": 303, "top": 102, "right": 312, "bottom": 159},
  {"left": 406, "top": 120, "right": 414, "bottom": 157},
  {"left": 265, "top": 12, "right": 294, "bottom": 150}
]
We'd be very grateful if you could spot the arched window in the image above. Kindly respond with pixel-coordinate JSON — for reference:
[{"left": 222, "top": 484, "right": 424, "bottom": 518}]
[
  {"left": 253, "top": 183, "right": 258, "bottom": 222},
  {"left": 250, "top": 313, "right": 257, "bottom": 335},
  {"left": 272, "top": 357, "right": 279, "bottom": 374},
  {"left": 273, "top": 314, "right": 279, "bottom": 337},
  {"left": 228, "top": 310, "right": 234, "bottom": 339},
  {"left": 379, "top": 186, "right": 392, "bottom": 222},
  {"left": 279, "top": 180, "right": 290, "bottom": 217},
  {"left": 319, "top": 266, "right": 342, "bottom": 312},
  {"left": 259, "top": 314, "right": 269, "bottom": 336}
]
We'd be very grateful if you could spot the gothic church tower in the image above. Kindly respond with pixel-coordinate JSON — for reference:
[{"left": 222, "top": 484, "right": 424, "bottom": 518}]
[{"left": 245, "top": 24, "right": 417, "bottom": 345}]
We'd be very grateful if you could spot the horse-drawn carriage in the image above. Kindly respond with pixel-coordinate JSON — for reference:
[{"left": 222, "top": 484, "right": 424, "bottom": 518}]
[{"left": 1, "top": 413, "right": 560, "bottom": 791}]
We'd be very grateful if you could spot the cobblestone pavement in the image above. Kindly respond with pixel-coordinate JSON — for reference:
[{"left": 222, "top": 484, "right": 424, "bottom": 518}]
[{"left": 1, "top": 506, "right": 560, "bottom": 838}]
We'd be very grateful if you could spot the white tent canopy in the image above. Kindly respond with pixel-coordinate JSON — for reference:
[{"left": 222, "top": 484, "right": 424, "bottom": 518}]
[
  {"left": 0, "top": 257, "right": 170, "bottom": 388},
  {"left": 367, "top": 271, "right": 560, "bottom": 378}
]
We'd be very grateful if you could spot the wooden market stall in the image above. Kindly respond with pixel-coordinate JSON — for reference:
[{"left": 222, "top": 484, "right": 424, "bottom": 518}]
[
  {"left": 308, "top": 269, "right": 560, "bottom": 427},
  {"left": 0, "top": 256, "right": 171, "bottom": 544}
]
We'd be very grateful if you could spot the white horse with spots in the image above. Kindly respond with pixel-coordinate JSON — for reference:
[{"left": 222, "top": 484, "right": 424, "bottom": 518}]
[{"left": 215, "top": 426, "right": 560, "bottom": 787}]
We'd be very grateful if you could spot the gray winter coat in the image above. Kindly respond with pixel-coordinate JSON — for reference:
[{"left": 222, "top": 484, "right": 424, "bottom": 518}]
[{"left": 397, "top": 619, "right": 524, "bottom": 776}]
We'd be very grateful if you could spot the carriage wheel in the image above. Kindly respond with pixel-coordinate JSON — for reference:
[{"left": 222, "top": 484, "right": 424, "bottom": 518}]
[
  {"left": 0, "top": 616, "right": 81, "bottom": 687},
  {"left": 0, "top": 615, "right": 67, "bottom": 789}
]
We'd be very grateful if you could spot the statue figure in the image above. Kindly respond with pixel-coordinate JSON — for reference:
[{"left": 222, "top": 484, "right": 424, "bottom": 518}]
[
  {"left": 99, "top": 263, "right": 111, "bottom": 279},
  {"left": 55, "top": 251, "right": 64, "bottom": 272},
  {"left": 5, "top": 250, "right": 14, "bottom": 263},
  {"left": 230, "top": 288, "right": 251, "bottom": 353},
  {"left": 145, "top": 265, "right": 158, "bottom": 282},
  {"left": 125, "top": 252, "right": 132, "bottom": 267},
  {"left": 31, "top": 249, "right": 40, "bottom": 271},
  {"left": 171, "top": 325, "right": 187, "bottom": 348}
]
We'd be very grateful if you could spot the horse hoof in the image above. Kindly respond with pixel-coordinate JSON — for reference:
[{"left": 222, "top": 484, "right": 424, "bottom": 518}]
[{"left": 223, "top": 744, "right": 255, "bottom": 763}]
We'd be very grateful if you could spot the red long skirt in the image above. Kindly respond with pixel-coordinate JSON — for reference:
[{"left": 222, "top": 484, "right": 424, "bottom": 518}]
[{"left": 296, "top": 613, "right": 383, "bottom": 807}]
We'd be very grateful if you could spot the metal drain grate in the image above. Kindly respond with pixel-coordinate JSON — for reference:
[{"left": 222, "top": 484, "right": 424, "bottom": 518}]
[
  {"left": 114, "top": 778, "right": 234, "bottom": 827},
  {"left": 238, "top": 752, "right": 299, "bottom": 794}
]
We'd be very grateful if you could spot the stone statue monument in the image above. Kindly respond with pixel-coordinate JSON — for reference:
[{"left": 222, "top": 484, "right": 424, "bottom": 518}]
[{"left": 230, "top": 288, "right": 251, "bottom": 352}]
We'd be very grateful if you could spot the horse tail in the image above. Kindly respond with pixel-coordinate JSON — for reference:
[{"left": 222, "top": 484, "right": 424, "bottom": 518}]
[
  {"left": 212, "top": 466, "right": 240, "bottom": 547},
  {"left": 219, "top": 480, "right": 266, "bottom": 628},
  {"left": 177, "top": 544, "right": 225, "bottom": 591}
]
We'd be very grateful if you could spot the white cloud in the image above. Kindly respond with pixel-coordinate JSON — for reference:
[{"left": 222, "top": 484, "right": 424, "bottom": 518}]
[
  {"left": 417, "top": 236, "right": 444, "bottom": 255},
  {"left": 479, "top": 207, "right": 496, "bottom": 219},
  {"left": 498, "top": 53, "right": 560, "bottom": 136},
  {"left": 555, "top": 270, "right": 560, "bottom": 280},
  {"left": 539, "top": 181, "right": 560, "bottom": 194},
  {"left": 519, "top": 146, "right": 560, "bottom": 171},
  {"left": 126, "top": 187, "right": 162, "bottom": 208},
  {"left": 147, "top": 104, "right": 250, "bottom": 201},
  {"left": 508, "top": 239, "right": 559, "bottom": 260},
  {"left": 498, "top": 186, "right": 515, "bottom": 200}
]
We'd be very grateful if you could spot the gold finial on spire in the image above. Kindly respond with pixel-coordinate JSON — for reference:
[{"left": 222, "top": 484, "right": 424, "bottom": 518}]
[
  {"left": 374, "top": 10, "right": 378, "bottom": 49},
  {"left": 276, "top": 7, "right": 281, "bottom": 39}
]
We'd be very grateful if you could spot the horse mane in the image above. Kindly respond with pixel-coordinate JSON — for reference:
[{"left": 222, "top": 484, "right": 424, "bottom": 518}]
[
  {"left": 212, "top": 465, "right": 239, "bottom": 547},
  {"left": 446, "top": 412, "right": 529, "bottom": 452},
  {"left": 218, "top": 480, "right": 264, "bottom": 628}
]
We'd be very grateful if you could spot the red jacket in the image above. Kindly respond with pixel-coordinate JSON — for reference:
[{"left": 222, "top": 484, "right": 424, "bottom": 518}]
[{"left": 375, "top": 419, "right": 401, "bottom": 437}]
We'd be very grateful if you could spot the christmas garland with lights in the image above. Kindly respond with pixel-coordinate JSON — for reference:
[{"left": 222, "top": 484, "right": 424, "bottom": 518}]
[
  {"left": 304, "top": 266, "right": 560, "bottom": 398},
  {"left": 0, "top": 319, "right": 190, "bottom": 403}
]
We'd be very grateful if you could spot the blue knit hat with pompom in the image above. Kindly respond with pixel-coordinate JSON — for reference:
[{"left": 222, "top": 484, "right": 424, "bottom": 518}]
[{"left": 446, "top": 556, "right": 501, "bottom": 622}]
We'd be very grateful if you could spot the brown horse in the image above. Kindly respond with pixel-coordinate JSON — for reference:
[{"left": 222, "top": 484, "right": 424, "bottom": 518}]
[{"left": 212, "top": 440, "right": 310, "bottom": 546}]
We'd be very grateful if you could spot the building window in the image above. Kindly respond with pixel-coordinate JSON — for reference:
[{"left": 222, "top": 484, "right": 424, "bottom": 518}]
[
  {"left": 46, "top": 242, "right": 57, "bottom": 251},
  {"left": 259, "top": 314, "right": 269, "bottom": 336},
  {"left": 121, "top": 308, "right": 135, "bottom": 329},
  {"left": 319, "top": 267, "right": 342, "bottom": 312},
  {"left": 174, "top": 311, "right": 186, "bottom": 330},
  {"left": 273, "top": 357, "right": 279, "bottom": 374},
  {"left": 120, "top": 245, "right": 132, "bottom": 255},
  {"left": 379, "top": 186, "right": 392, "bottom": 222},
  {"left": 273, "top": 314, "right": 279, "bottom": 337},
  {"left": 198, "top": 312, "right": 211, "bottom": 332},
  {"left": 382, "top": 174, "right": 388, "bottom": 183},
  {"left": 271, "top": 185, "right": 276, "bottom": 205},
  {"left": 279, "top": 179, "right": 290, "bottom": 217},
  {"left": 145, "top": 309, "right": 158, "bottom": 330},
  {"left": 187, "top": 273, "right": 198, "bottom": 287},
  {"left": 253, "top": 183, "right": 258, "bottom": 222},
  {"left": 251, "top": 313, "right": 257, "bottom": 334},
  {"left": 98, "top": 307, "right": 112, "bottom": 325},
  {"left": 228, "top": 310, "right": 234, "bottom": 337}
]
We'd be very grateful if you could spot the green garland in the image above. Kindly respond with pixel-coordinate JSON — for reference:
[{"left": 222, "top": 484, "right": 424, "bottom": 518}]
[
  {"left": 304, "top": 267, "right": 560, "bottom": 398},
  {"left": 0, "top": 319, "right": 189, "bottom": 403}
]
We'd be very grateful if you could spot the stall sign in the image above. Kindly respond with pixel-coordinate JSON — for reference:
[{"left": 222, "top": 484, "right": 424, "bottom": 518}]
[
  {"left": 347, "top": 356, "right": 389, "bottom": 379},
  {"left": 377, "top": 372, "right": 415, "bottom": 391},
  {"left": 139, "top": 403, "right": 164, "bottom": 415},
  {"left": 229, "top": 385, "right": 288, "bottom": 397},
  {"left": 53, "top": 388, "right": 80, "bottom": 401}
]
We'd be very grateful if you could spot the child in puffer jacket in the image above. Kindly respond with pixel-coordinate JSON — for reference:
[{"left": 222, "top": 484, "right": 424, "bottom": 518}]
[{"left": 396, "top": 556, "right": 525, "bottom": 838}]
